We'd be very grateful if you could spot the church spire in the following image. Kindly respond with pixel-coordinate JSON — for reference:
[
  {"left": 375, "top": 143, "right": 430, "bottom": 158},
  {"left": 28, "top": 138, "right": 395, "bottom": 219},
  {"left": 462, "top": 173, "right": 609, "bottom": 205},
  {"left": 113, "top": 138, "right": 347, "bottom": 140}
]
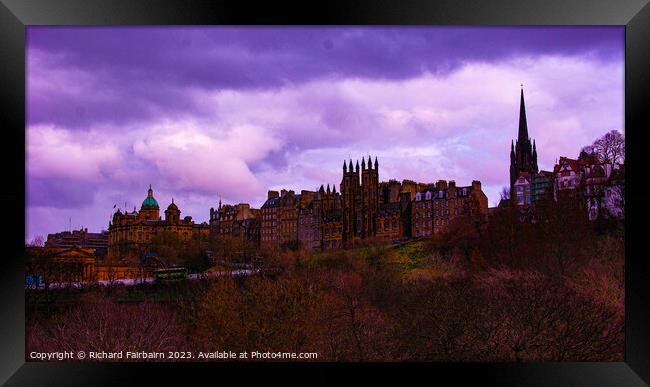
[{"left": 518, "top": 86, "right": 529, "bottom": 142}]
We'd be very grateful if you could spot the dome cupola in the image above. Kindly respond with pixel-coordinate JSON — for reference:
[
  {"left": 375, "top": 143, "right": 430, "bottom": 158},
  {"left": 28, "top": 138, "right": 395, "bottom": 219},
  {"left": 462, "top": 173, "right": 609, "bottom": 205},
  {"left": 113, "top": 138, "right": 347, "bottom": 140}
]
[{"left": 141, "top": 184, "right": 159, "bottom": 209}]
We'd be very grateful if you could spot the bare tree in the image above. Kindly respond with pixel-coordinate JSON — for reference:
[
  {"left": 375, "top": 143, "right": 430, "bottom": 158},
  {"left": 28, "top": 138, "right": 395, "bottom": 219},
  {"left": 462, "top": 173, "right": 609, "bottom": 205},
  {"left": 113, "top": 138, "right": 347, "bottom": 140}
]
[
  {"left": 27, "top": 298, "right": 185, "bottom": 359},
  {"left": 499, "top": 186, "right": 510, "bottom": 201},
  {"left": 591, "top": 130, "right": 625, "bottom": 164},
  {"left": 27, "top": 235, "right": 45, "bottom": 247}
]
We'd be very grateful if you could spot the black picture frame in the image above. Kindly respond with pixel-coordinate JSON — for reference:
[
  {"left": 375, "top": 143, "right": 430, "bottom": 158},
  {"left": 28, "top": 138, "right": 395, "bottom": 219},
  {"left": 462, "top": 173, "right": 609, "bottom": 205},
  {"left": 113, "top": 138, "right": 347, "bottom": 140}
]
[{"left": 1, "top": 0, "right": 648, "bottom": 385}]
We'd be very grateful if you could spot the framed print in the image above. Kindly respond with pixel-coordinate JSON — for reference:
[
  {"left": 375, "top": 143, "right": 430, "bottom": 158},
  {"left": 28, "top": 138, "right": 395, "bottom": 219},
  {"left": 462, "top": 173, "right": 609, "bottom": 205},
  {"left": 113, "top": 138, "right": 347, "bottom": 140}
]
[{"left": 1, "top": 0, "right": 649, "bottom": 385}]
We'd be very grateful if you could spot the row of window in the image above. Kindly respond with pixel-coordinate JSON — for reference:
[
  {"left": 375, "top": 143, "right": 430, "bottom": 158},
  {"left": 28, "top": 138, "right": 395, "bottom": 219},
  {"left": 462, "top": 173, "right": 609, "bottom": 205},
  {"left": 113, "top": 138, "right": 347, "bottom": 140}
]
[
  {"left": 113, "top": 230, "right": 190, "bottom": 242},
  {"left": 376, "top": 220, "right": 398, "bottom": 231},
  {"left": 414, "top": 199, "right": 461, "bottom": 209}
]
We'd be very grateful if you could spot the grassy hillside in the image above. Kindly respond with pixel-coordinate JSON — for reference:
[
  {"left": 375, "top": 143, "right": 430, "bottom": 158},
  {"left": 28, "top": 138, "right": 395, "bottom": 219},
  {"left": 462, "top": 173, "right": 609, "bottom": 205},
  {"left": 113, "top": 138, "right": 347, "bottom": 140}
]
[{"left": 304, "top": 239, "right": 457, "bottom": 278}]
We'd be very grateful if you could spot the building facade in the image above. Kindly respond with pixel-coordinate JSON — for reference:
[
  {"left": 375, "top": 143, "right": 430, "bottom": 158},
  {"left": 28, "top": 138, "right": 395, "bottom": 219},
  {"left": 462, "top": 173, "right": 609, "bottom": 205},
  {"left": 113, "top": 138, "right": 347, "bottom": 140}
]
[
  {"left": 209, "top": 201, "right": 260, "bottom": 246},
  {"left": 412, "top": 180, "right": 488, "bottom": 237},
  {"left": 45, "top": 228, "right": 109, "bottom": 258},
  {"left": 553, "top": 151, "right": 625, "bottom": 220},
  {"left": 108, "top": 186, "right": 209, "bottom": 258}
]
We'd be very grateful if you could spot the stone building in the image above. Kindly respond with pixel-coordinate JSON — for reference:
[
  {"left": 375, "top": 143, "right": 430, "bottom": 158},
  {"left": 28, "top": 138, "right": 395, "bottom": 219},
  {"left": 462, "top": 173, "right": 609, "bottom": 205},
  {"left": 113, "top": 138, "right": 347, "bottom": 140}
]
[
  {"left": 260, "top": 189, "right": 303, "bottom": 249},
  {"left": 297, "top": 186, "right": 342, "bottom": 250},
  {"left": 45, "top": 228, "right": 108, "bottom": 250},
  {"left": 209, "top": 201, "right": 260, "bottom": 246},
  {"left": 260, "top": 184, "right": 343, "bottom": 251},
  {"left": 376, "top": 192, "right": 411, "bottom": 242},
  {"left": 554, "top": 151, "right": 625, "bottom": 220},
  {"left": 379, "top": 179, "right": 402, "bottom": 205},
  {"left": 108, "top": 185, "right": 209, "bottom": 258},
  {"left": 530, "top": 171, "right": 554, "bottom": 203},
  {"left": 412, "top": 180, "right": 488, "bottom": 237},
  {"left": 321, "top": 212, "right": 344, "bottom": 250},
  {"left": 260, "top": 191, "right": 281, "bottom": 249},
  {"left": 279, "top": 190, "right": 300, "bottom": 246},
  {"left": 25, "top": 246, "right": 96, "bottom": 285},
  {"left": 297, "top": 190, "right": 321, "bottom": 250}
]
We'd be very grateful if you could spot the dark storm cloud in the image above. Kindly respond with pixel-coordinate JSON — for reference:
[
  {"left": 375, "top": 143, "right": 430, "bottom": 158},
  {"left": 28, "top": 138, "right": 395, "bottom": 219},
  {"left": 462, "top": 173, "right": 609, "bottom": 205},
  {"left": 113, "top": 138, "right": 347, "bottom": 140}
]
[{"left": 27, "top": 26, "right": 622, "bottom": 129}]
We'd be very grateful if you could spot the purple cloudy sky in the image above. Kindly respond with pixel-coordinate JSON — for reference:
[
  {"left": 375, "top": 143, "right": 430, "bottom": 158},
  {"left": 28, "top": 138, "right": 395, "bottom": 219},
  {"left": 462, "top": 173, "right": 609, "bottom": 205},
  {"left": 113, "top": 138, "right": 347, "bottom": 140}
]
[{"left": 26, "top": 26, "right": 624, "bottom": 241}]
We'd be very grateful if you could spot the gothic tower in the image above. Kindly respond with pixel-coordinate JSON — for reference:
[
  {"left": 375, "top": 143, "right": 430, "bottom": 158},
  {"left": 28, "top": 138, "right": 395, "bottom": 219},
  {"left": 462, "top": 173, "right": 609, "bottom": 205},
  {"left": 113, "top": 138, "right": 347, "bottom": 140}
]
[
  {"left": 510, "top": 87, "right": 539, "bottom": 197},
  {"left": 361, "top": 156, "right": 379, "bottom": 238},
  {"left": 341, "top": 156, "right": 380, "bottom": 244},
  {"left": 340, "top": 159, "right": 358, "bottom": 243}
]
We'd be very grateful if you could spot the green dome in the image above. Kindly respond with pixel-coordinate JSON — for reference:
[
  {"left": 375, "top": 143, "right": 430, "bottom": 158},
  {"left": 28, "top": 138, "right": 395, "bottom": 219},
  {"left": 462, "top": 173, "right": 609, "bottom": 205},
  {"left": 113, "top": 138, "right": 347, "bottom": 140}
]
[
  {"left": 141, "top": 185, "right": 159, "bottom": 208},
  {"left": 142, "top": 197, "right": 159, "bottom": 208}
]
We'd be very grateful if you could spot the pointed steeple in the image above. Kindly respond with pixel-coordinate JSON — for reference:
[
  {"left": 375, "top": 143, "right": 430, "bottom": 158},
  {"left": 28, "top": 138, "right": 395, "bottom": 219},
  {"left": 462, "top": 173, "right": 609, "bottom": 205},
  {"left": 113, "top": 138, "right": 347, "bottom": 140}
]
[
  {"left": 518, "top": 86, "right": 529, "bottom": 142},
  {"left": 374, "top": 156, "right": 378, "bottom": 169},
  {"left": 343, "top": 160, "right": 347, "bottom": 173},
  {"left": 355, "top": 160, "right": 359, "bottom": 172},
  {"left": 327, "top": 184, "right": 330, "bottom": 193},
  {"left": 332, "top": 185, "right": 336, "bottom": 193},
  {"left": 361, "top": 156, "right": 366, "bottom": 170},
  {"left": 349, "top": 159, "right": 353, "bottom": 171}
]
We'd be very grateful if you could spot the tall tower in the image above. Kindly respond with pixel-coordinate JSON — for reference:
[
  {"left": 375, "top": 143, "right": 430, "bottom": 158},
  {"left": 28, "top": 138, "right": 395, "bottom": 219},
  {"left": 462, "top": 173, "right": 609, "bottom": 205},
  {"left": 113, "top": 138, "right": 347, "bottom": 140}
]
[
  {"left": 340, "top": 159, "right": 357, "bottom": 243},
  {"left": 341, "top": 156, "right": 380, "bottom": 244},
  {"left": 510, "top": 87, "right": 539, "bottom": 196},
  {"left": 361, "top": 156, "right": 379, "bottom": 238}
]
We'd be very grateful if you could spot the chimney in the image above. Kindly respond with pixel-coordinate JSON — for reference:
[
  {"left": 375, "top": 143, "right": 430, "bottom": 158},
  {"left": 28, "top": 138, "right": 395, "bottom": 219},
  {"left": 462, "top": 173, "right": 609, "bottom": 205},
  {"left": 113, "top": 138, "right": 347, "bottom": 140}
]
[
  {"left": 472, "top": 180, "right": 481, "bottom": 191},
  {"left": 436, "top": 180, "right": 448, "bottom": 190},
  {"left": 268, "top": 190, "right": 279, "bottom": 199},
  {"left": 448, "top": 181, "right": 456, "bottom": 197}
]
